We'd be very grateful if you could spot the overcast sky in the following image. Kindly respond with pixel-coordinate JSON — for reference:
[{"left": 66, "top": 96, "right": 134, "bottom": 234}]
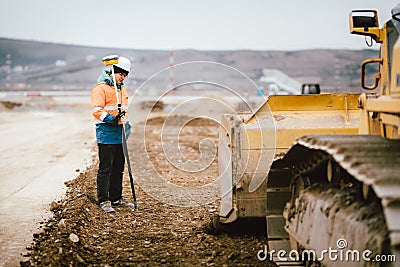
[{"left": 0, "top": 0, "right": 398, "bottom": 51}]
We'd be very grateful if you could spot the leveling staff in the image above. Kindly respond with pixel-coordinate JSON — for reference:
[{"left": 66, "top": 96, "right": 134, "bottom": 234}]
[{"left": 91, "top": 56, "right": 135, "bottom": 213}]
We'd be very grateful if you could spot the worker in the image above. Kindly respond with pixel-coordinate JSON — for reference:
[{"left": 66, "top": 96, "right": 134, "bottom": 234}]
[{"left": 91, "top": 56, "right": 134, "bottom": 213}]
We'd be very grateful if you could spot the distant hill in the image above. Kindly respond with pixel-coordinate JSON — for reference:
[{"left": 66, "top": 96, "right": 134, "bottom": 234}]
[{"left": 0, "top": 38, "right": 378, "bottom": 93}]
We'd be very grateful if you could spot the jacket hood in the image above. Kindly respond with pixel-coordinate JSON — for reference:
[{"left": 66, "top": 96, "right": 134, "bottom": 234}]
[{"left": 97, "top": 70, "right": 123, "bottom": 88}]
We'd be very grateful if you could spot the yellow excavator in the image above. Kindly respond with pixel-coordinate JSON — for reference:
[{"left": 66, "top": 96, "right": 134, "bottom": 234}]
[{"left": 216, "top": 5, "right": 400, "bottom": 266}]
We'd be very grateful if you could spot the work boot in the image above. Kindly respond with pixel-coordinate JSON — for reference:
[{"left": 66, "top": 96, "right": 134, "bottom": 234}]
[
  {"left": 111, "top": 197, "right": 135, "bottom": 208},
  {"left": 100, "top": 201, "right": 115, "bottom": 213}
]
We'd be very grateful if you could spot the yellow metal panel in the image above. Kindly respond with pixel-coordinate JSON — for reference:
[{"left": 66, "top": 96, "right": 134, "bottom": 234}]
[
  {"left": 241, "top": 149, "right": 276, "bottom": 173},
  {"left": 268, "top": 94, "right": 360, "bottom": 111},
  {"left": 241, "top": 127, "right": 275, "bottom": 150},
  {"left": 366, "top": 97, "right": 400, "bottom": 113},
  {"left": 251, "top": 94, "right": 359, "bottom": 117},
  {"left": 275, "top": 128, "right": 359, "bottom": 149},
  {"left": 223, "top": 93, "right": 361, "bottom": 220},
  {"left": 381, "top": 113, "right": 400, "bottom": 127},
  {"left": 391, "top": 37, "right": 400, "bottom": 96},
  {"left": 242, "top": 111, "right": 359, "bottom": 150}
]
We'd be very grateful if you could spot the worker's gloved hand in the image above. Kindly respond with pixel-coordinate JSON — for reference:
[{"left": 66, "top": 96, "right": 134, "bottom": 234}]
[
  {"left": 116, "top": 110, "right": 126, "bottom": 119},
  {"left": 110, "top": 110, "right": 126, "bottom": 127},
  {"left": 103, "top": 111, "right": 125, "bottom": 127}
]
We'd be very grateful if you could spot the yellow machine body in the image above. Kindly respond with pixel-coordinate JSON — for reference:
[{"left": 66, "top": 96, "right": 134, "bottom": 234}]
[
  {"left": 218, "top": 94, "right": 360, "bottom": 222},
  {"left": 217, "top": 6, "right": 400, "bottom": 266}
]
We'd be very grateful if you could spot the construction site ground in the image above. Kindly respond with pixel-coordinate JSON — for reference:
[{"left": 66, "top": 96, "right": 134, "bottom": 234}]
[{"left": 0, "top": 95, "right": 270, "bottom": 266}]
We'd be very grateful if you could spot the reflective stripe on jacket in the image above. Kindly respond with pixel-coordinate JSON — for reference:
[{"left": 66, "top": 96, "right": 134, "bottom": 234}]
[{"left": 91, "top": 82, "right": 130, "bottom": 144}]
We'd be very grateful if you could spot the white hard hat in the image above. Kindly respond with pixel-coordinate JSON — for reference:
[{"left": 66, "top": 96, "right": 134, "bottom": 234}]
[{"left": 115, "top": 56, "right": 131, "bottom": 73}]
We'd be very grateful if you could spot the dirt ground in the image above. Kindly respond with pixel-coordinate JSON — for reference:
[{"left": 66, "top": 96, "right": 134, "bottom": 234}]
[{"left": 24, "top": 113, "right": 271, "bottom": 266}]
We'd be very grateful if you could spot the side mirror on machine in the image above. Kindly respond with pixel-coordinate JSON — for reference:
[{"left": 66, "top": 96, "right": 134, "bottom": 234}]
[
  {"left": 350, "top": 10, "right": 384, "bottom": 90},
  {"left": 349, "top": 10, "right": 382, "bottom": 43}
]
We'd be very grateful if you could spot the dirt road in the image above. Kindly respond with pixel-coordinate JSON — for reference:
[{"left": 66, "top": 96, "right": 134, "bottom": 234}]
[
  {"left": 0, "top": 101, "right": 94, "bottom": 266},
  {"left": 28, "top": 115, "right": 269, "bottom": 266},
  {"left": 0, "top": 94, "right": 270, "bottom": 266}
]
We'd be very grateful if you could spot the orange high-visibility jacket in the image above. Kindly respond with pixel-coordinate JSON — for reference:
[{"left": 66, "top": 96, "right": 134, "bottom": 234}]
[{"left": 91, "top": 81, "right": 130, "bottom": 144}]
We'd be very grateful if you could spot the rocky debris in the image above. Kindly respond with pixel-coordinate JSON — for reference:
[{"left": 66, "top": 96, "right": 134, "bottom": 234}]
[
  {"left": 57, "top": 219, "right": 66, "bottom": 230},
  {"left": 27, "top": 116, "right": 270, "bottom": 266},
  {"left": 68, "top": 233, "right": 79, "bottom": 243},
  {"left": 19, "top": 260, "right": 31, "bottom": 267},
  {"left": 140, "top": 100, "right": 165, "bottom": 111},
  {"left": 49, "top": 201, "right": 59, "bottom": 211},
  {"left": 0, "top": 100, "right": 22, "bottom": 110}
]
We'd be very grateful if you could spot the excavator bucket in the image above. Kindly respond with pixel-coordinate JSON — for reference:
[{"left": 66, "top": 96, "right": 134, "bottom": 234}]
[{"left": 217, "top": 93, "right": 361, "bottom": 224}]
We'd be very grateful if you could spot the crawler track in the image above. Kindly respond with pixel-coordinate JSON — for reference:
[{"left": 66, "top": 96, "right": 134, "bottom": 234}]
[{"left": 270, "top": 135, "right": 400, "bottom": 266}]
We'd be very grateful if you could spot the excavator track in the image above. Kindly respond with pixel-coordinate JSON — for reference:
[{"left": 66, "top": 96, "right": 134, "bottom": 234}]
[{"left": 274, "top": 134, "right": 400, "bottom": 266}]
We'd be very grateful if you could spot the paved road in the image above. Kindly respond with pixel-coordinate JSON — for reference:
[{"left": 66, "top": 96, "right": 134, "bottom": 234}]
[{"left": 0, "top": 110, "right": 94, "bottom": 266}]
